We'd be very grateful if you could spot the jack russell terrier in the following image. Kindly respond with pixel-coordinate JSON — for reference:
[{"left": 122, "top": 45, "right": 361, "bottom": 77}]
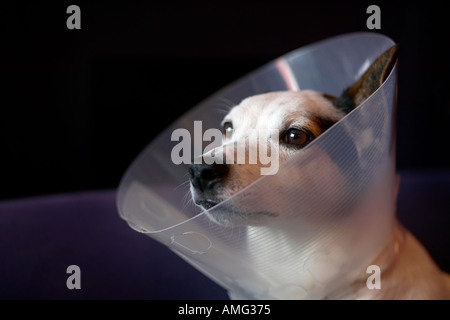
[{"left": 188, "top": 45, "right": 450, "bottom": 299}]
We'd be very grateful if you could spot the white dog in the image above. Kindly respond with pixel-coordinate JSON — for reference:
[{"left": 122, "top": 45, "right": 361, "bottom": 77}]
[{"left": 189, "top": 45, "right": 450, "bottom": 299}]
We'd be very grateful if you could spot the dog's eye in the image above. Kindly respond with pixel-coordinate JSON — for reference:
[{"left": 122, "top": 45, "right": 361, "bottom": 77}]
[
  {"left": 282, "top": 128, "right": 312, "bottom": 148},
  {"left": 223, "top": 122, "right": 233, "bottom": 135}
]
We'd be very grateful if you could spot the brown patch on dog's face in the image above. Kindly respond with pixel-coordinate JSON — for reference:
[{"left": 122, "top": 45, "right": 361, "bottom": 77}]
[{"left": 217, "top": 90, "right": 345, "bottom": 194}]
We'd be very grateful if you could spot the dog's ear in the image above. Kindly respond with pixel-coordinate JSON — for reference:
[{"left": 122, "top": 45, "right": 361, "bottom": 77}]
[{"left": 333, "top": 44, "right": 399, "bottom": 114}]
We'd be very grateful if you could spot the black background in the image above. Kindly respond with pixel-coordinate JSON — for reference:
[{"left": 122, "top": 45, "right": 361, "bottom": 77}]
[{"left": 1, "top": 1, "right": 449, "bottom": 200}]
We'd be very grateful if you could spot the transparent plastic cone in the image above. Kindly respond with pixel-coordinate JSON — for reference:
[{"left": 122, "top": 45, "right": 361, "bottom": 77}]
[{"left": 117, "top": 32, "right": 398, "bottom": 299}]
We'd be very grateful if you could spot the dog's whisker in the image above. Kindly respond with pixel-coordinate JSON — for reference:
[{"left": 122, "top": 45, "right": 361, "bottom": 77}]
[
  {"left": 216, "top": 96, "right": 236, "bottom": 108},
  {"left": 181, "top": 188, "right": 197, "bottom": 212},
  {"left": 212, "top": 97, "right": 236, "bottom": 115},
  {"left": 172, "top": 178, "right": 200, "bottom": 214},
  {"left": 211, "top": 106, "right": 232, "bottom": 116},
  {"left": 174, "top": 179, "right": 191, "bottom": 191},
  {"left": 181, "top": 197, "right": 196, "bottom": 213}
]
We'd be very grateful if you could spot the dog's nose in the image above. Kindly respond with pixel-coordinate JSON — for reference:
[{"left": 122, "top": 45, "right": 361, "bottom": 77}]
[{"left": 189, "top": 162, "right": 229, "bottom": 192}]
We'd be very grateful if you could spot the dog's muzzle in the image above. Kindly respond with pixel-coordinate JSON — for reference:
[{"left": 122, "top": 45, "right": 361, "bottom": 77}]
[{"left": 189, "top": 162, "right": 229, "bottom": 192}]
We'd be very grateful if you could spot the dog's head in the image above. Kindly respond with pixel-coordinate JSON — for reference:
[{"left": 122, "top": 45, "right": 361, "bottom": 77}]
[{"left": 189, "top": 45, "right": 399, "bottom": 226}]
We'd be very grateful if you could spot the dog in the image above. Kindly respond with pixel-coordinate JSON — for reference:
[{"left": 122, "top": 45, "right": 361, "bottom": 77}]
[{"left": 188, "top": 45, "right": 450, "bottom": 299}]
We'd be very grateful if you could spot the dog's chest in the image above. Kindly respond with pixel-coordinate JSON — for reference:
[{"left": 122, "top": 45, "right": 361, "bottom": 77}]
[{"left": 245, "top": 226, "right": 352, "bottom": 299}]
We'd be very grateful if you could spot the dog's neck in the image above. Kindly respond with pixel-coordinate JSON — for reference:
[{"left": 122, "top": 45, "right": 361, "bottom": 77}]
[
  {"left": 239, "top": 169, "right": 450, "bottom": 299},
  {"left": 245, "top": 220, "right": 450, "bottom": 300},
  {"left": 244, "top": 219, "right": 409, "bottom": 300},
  {"left": 348, "top": 222, "right": 450, "bottom": 300},
  {"left": 243, "top": 174, "right": 401, "bottom": 300},
  {"left": 333, "top": 221, "right": 403, "bottom": 299}
]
